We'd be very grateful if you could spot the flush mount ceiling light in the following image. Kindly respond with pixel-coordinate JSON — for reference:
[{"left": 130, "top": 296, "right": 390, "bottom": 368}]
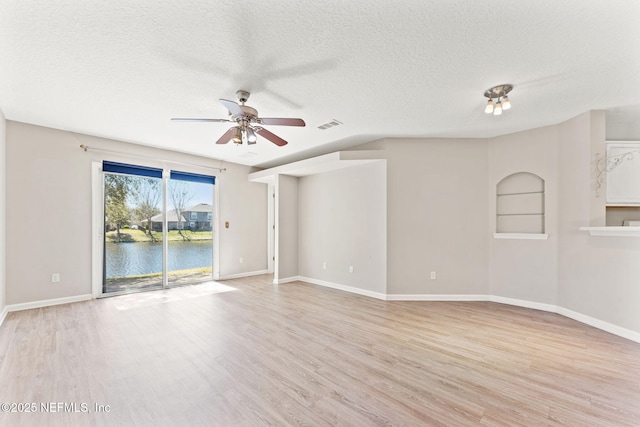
[{"left": 484, "top": 84, "right": 513, "bottom": 116}]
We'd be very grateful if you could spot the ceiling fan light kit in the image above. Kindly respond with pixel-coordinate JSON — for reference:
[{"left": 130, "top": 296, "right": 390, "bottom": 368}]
[
  {"left": 484, "top": 84, "right": 513, "bottom": 116},
  {"left": 171, "top": 90, "right": 305, "bottom": 146},
  {"left": 231, "top": 127, "right": 242, "bottom": 144}
]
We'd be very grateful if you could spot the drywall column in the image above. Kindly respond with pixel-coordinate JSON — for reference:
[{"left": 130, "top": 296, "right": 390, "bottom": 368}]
[{"left": 274, "top": 174, "right": 298, "bottom": 283}]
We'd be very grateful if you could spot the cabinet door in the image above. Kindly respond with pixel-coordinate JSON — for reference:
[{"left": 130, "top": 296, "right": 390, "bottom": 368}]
[{"left": 606, "top": 142, "right": 640, "bottom": 205}]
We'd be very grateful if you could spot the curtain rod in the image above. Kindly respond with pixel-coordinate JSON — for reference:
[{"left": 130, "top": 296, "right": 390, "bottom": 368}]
[{"left": 80, "top": 144, "right": 227, "bottom": 172}]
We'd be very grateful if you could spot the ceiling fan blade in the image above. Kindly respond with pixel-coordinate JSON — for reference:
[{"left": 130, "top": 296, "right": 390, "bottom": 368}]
[
  {"left": 171, "top": 118, "right": 231, "bottom": 122},
  {"left": 259, "top": 117, "right": 306, "bottom": 127},
  {"left": 256, "top": 127, "right": 288, "bottom": 146},
  {"left": 219, "top": 98, "right": 245, "bottom": 117},
  {"left": 215, "top": 127, "right": 236, "bottom": 145}
]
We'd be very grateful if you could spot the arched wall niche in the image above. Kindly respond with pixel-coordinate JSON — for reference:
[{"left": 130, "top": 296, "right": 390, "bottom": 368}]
[{"left": 496, "top": 172, "right": 545, "bottom": 234}]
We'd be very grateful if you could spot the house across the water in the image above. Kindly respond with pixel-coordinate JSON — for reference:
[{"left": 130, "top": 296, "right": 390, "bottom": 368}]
[{"left": 143, "top": 203, "right": 212, "bottom": 231}]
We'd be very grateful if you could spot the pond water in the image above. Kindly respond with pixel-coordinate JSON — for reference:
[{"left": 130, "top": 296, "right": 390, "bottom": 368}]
[{"left": 105, "top": 240, "right": 213, "bottom": 278}]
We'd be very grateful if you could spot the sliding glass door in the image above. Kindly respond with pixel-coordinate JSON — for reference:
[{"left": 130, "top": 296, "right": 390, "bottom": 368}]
[
  {"left": 167, "top": 172, "right": 214, "bottom": 286},
  {"left": 102, "top": 162, "right": 215, "bottom": 295}
]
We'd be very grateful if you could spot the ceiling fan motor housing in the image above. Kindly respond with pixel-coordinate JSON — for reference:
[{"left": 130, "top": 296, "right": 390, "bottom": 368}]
[
  {"left": 236, "top": 90, "right": 250, "bottom": 104},
  {"left": 239, "top": 105, "right": 258, "bottom": 119}
]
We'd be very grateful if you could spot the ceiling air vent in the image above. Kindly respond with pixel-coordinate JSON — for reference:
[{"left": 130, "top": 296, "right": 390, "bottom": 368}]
[
  {"left": 317, "top": 119, "right": 343, "bottom": 130},
  {"left": 237, "top": 151, "right": 258, "bottom": 159}
]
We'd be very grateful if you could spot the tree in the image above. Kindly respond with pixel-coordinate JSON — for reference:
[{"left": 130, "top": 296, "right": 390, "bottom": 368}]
[
  {"left": 132, "top": 178, "right": 162, "bottom": 242},
  {"left": 104, "top": 174, "right": 135, "bottom": 241},
  {"left": 169, "top": 180, "right": 193, "bottom": 241}
]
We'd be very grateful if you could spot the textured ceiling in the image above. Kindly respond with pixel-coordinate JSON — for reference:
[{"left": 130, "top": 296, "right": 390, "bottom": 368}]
[{"left": 1, "top": 1, "right": 639, "bottom": 168}]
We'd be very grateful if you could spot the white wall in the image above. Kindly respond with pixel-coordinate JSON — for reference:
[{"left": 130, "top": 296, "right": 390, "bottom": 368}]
[
  {"left": 488, "top": 125, "right": 559, "bottom": 304},
  {"left": 5, "top": 121, "right": 267, "bottom": 305},
  {"left": 589, "top": 114, "right": 607, "bottom": 227},
  {"left": 383, "top": 138, "right": 490, "bottom": 296},
  {"left": 0, "top": 109, "right": 6, "bottom": 318},
  {"left": 486, "top": 111, "right": 639, "bottom": 336},
  {"left": 606, "top": 113, "right": 640, "bottom": 141},
  {"left": 557, "top": 111, "right": 640, "bottom": 334},
  {"left": 350, "top": 124, "right": 639, "bottom": 337},
  {"left": 275, "top": 174, "right": 298, "bottom": 281},
  {"left": 217, "top": 163, "right": 268, "bottom": 278},
  {"left": 298, "top": 161, "right": 386, "bottom": 294}
]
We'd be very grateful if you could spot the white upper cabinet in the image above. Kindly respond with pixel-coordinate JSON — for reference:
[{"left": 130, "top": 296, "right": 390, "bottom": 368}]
[{"left": 606, "top": 142, "right": 640, "bottom": 206}]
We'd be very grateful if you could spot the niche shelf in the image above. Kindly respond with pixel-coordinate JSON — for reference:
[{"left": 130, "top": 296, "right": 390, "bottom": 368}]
[
  {"left": 494, "top": 172, "right": 547, "bottom": 239},
  {"left": 493, "top": 233, "right": 549, "bottom": 240}
]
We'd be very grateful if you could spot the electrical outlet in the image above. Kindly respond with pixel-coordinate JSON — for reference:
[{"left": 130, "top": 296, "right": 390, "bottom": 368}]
[
  {"left": 430, "top": 271, "right": 436, "bottom": 280},
  {"left": 51, "top": 273, "right": 60, "bottom": 283},
  {"left": 349, "top": 266, "right": 354, "bottom": 273},
  {"left": 322, "top": 262, "right": 327, "bottom": 270},
  {"left": 239, "top": 257, "right": 244, "bottom": 264}
]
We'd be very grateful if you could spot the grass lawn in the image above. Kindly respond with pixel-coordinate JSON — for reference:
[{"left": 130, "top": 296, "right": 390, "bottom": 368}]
[
  {"left": 106, "top": 266, "right": 212, "bottom": 281},
  {"left": 105, "top": 267, "right": 213, "bottom": 292},
  {"left": 106, "top": 228, "right": 212, "bottom": 243}
]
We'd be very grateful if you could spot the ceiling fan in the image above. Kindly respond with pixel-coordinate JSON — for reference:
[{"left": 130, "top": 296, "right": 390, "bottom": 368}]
[{"left": 171, "top": 90, "right": 305, "bottom": 146}]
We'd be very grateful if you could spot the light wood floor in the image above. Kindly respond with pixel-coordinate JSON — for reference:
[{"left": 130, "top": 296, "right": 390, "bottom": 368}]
[{"left": 1, "top": 275, "right": 639, "bottom": 426}]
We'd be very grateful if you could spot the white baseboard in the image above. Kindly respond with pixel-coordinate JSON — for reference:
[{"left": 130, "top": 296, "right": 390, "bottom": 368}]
[
  {"left": 0, "top": 306, "right": 8, "bottom": 329},
  {"left": 300, "top": 279, "right": 640, "bottom": 344},
  {"left": 6, "top": 294, "right": 93, "bottom": 313},
  {"left": 297, "top": 276, "right": 387, "bottom": 300},
  {"left": 556, "top": 306, "right": 640, "bottom": 343},
  {"left": 1, "top": 280, "right": 637, "bottom": 345},
  {"left": 490, "top": 297, "right": 640, "bottom": 343},
  {"left": 489, "top": 295, "right": 558, "bottom": 313},
  {"left": 385, "top": 294, "right": 487, "bottom": 301},
  {"left": 218, "top": 269, "right": 269, "bottom": 280},
  {"left": 273, "top": 276, "right": 300, "bottom": 285}
]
